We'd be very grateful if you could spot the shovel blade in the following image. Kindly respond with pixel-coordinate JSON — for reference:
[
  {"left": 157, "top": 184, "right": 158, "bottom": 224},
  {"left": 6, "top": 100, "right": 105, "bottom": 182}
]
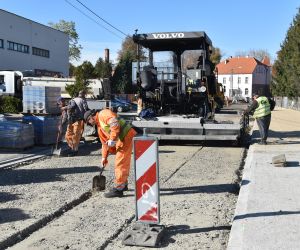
[
  {"left": 52, "top": 147, "right": 61, "bottom": 156},
  {"left": 92, "top": 175, "right": 106, "bottom": 191}
]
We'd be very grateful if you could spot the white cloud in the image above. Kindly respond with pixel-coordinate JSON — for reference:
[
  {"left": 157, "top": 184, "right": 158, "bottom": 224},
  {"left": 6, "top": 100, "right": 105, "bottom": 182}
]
[{"left": 73, "top": 40, "right": 121, "bottom": 66}]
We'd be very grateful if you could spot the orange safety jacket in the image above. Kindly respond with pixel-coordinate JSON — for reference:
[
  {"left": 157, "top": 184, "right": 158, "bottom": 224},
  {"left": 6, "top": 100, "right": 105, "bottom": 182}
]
[{"left": 95, "top": 109, "right": 132, "bottom": 158}]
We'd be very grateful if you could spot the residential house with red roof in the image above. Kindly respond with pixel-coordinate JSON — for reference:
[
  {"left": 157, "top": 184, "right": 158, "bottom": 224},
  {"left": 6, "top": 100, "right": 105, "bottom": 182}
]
[{"left": 215, "top": 56, "right": 271, "bottom": 101}]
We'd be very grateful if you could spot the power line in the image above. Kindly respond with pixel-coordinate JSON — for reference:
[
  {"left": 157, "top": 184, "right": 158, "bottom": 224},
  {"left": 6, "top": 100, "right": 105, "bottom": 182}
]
[
  {"left": 74, "top": 0, "right": 128, "bottom": 37},
  {"left": 64, "top": 0, "right": 123, "bottom": 39}
]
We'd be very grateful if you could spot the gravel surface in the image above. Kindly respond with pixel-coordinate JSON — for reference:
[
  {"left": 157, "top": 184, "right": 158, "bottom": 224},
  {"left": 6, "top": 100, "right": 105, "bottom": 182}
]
[{"left": 0, "top": 140, "right": 244, "bottom": 250}]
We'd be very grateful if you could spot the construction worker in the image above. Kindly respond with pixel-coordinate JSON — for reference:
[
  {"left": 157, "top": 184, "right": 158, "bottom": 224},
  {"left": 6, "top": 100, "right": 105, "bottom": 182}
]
[
  {"left": 84, "top": 108, "right": 137, "bottom": 198},
  {"left": 56, "top": 97, "right": 68, "bottom": 143},
  {"left": 199, "top": 79, "right": 209, "bottom": 118},
  {"left": 136, "top": 93, "right": 143, "bottom": 116},
  {"left": 244, "top": 93, "right": 275, "bottom": 145},
  {"left": 65, "top": 90, "right": 89, "bottom": 156}
]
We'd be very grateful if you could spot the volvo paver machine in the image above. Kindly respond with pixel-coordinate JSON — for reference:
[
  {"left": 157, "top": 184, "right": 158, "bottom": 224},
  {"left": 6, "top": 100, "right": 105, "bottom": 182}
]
[{"left": 131, "top": 31, "right": 248, "bottom": 142}]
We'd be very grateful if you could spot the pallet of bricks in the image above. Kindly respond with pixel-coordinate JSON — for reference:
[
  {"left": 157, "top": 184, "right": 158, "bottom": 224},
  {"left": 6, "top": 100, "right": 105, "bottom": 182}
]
[
  {"left": 0, "top": 115, "right": 35, "bottom": 149},
  {"left": 22, "top": 86, "right": 61, "bottom": 145}
]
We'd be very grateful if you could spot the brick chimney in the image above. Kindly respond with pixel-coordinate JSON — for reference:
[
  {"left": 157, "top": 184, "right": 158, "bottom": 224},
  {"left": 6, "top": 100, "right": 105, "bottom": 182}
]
[{"left": 104, "top": 48, "right": 110, "bottom": 63}]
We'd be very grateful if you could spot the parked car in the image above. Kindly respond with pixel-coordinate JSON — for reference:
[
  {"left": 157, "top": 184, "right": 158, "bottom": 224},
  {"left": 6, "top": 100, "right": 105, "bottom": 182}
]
[{"left": 111, "top": 98, "right": 131, "bottom": 112}]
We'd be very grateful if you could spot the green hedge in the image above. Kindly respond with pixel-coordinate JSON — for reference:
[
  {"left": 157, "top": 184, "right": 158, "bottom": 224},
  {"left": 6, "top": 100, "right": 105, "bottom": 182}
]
[{"left": 0, "top": 96, "right": 22, "bottom": 113}]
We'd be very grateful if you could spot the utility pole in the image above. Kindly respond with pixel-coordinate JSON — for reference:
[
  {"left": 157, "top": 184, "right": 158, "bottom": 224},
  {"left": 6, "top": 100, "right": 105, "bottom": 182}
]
[{"left": 230, "top": 69, "right": 233, "bottom": 98}]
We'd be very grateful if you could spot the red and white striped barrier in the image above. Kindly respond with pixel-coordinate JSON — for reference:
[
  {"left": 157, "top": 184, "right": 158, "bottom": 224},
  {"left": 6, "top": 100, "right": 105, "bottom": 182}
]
[{"left": 134, "top": 137, "right": 160, "bottom": 224}]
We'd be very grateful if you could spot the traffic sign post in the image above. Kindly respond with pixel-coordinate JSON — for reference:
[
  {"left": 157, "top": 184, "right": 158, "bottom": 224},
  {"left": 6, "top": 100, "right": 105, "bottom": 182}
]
[
  {"left": 122, "top": 134, "right": 165, "bottom": 247},
  {"left": 134, "top": 136, "right": 160, "bottom": 223}
]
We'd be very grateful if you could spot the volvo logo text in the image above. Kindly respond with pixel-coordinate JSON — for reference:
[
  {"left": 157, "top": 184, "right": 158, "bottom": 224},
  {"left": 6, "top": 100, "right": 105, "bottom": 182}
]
[{"left": 152, "top": 33, "right": 185, "bottom": 39}]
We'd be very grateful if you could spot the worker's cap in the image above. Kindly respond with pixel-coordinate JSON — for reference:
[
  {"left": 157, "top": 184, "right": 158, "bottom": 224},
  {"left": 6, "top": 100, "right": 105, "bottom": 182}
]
[
  {"left": 78, "top": 90, "right": 87, "bottom": 97},
  {"left": 252, "top": 93, "right": 259, "bottom": 97},
  {"left": 57, "top": 97, "right": 64, "bottom": 104},
  {"left": 84, "top": 109, "right": 96, "bottom": 123}
]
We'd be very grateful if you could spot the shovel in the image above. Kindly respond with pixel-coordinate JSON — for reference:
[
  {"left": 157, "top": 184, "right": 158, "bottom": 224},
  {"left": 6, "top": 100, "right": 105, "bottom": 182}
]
[
  {"left": 52, "top": 119, "right": 63, "bottom": 156},
  {"left": 92, "top": 166, "right": 106, "bottom": 191}
]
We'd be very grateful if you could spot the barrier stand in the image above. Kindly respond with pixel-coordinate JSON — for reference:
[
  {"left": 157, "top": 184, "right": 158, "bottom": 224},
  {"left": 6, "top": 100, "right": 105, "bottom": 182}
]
[{"left": 122, "top": 129, "right": 165, "bottom": 247}]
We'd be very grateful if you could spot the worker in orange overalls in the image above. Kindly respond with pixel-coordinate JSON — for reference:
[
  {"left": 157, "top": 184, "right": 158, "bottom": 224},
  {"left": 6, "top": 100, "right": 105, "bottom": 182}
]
[
  {"left": 65, "top": 90, "right": 89, "bottom": 157},
  {"left": 84, "top": 108, "right": 137, "bottom": 198}
]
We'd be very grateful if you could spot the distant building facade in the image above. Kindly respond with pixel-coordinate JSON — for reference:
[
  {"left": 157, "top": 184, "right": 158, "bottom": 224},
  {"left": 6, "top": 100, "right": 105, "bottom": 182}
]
[
  {"left": 216, "top": 56, "right": 271, "bottom": 100},
  {"left": 0, "top": 9, "right": 69, "bottom": 76}
]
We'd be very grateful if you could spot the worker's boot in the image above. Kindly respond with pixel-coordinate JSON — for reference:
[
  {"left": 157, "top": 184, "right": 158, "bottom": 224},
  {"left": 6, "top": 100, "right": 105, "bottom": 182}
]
[
  {"left": 104, "top": 188, "right": 124, "bottom": 198},
  {"left": 123, "top": 184, "right": 128, "bottom": 191},
  {"left": 258, "top": 139, "right": 267, "bottom": 145},
  {"left": 68, "top": 150, "right": 78, "bottom": 157}
]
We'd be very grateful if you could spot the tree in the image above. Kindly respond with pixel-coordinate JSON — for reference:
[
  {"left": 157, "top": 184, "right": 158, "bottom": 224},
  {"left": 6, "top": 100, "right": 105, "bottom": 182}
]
[
  {"left": 69, "top": 63, "right": 76, "bottom": 77},
  {"left": 210, "top": 47, "right": 222, "bottom": 67},
  {"left": 0, "top": 96, "right": 21, "bottom": 113},
  {"left": 182, "top": 46, "right": 222, "bottom": 70},
  {"left": 49, "top": 20, "right": 82, "bottom": 62},
  {"left": 75, "top": 61, "right": 96, "bottom": 79},
  {"left": 65, "top": 61, "right": 94, "bottom": 97},
  {"left": 182, "top": 51, "right": 199, "bottom": 69},
  {"left": 117, "top": 36, "right": 146, "bottom": 61},
  {"left": 94, "top": 57, "right": 112, "bottom": 79},
  {"left": 111, "top": 36, "right": 146, "bottom": 94},
  {"left": 112, "top": 51, "right": 135, "bottom": 94},
  {"left": 235, "top": 49, "right": 271, "bottom": 61},
  {"left": 272, "top": 9, "right": 300, "bottom": 97},
  {"left": 65, "top": 75, "right": 87, "bottom": 98}
]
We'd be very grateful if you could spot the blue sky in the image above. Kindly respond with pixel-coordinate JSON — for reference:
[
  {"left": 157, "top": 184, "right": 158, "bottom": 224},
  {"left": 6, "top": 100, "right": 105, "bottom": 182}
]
[{"left": 1, "top": 0, "right": 299, "bottom": 65}]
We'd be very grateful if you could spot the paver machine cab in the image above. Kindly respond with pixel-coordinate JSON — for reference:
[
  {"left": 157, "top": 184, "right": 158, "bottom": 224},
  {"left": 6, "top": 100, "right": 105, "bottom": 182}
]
[{"left": 133, "top": 31, "right": 218, "bottom": 118}]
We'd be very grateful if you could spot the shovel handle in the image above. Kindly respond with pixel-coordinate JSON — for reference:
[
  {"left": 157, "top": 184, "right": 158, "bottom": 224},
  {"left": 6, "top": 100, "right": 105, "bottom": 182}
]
[{"left": 99, "top": 165, "right": 105, "bottom": 176}]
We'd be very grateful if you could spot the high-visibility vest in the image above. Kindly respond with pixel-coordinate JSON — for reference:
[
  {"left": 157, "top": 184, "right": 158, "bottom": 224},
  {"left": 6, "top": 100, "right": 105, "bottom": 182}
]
[
  {"left": 253, "top": 96, "right": 271, "bottom": 118},
  {"left": 99, "top": 118, "right": 131, "bottom": 141}
]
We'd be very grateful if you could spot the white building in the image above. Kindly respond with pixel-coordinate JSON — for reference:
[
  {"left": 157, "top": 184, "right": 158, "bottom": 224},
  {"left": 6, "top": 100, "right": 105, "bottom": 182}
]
[
  {"left": 0, "top": 9, "right": 69, "bottom": 77},
  {"left": 216, "top": 56, "right": 271, "bottom": 101}
]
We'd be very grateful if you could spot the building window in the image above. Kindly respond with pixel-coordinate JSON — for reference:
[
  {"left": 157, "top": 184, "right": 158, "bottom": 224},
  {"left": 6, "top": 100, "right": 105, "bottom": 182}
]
[
  {"left": 223, "top": 77, "right": 226, "bottom": 84},
  {"left": 238, "top": 77, "right": 241, "bottom": 84},
  {"left": 245, "top": 77, "right": 249, "bottom": 84},
  {"left": 245, "top": 88, "right": 249, "bottom": 95},
  {"left": 0, "top": 39, "right": 3, "bottom": 49},
  {"left": 32, "top": 47, "right": 50, "bottom": 58},
  {"left": 7, "top": 41, "right": 29, "bottom": 53}
]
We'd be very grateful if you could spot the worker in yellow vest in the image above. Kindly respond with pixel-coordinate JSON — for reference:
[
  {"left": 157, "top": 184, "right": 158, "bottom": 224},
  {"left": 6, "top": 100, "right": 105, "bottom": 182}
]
[
  {"left": 84, "top": 109, "right": 137, "bottom": 198},
  {"left": 244, "top": 93, "right": 275, "bottom": 145}
]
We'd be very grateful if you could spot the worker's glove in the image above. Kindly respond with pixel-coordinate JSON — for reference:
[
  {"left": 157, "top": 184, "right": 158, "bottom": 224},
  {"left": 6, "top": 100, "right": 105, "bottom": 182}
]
[
  {"left": 107, "top": 139, "right": 116, "bottom": 147},
  {"left": 101, "top": 158, "right": 108, "bottom": 167}
]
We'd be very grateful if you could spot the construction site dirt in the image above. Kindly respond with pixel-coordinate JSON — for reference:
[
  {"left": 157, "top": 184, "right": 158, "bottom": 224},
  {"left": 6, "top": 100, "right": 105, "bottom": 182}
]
[{"left": 0, "top": 138, "right": 246, "bottom": 250}]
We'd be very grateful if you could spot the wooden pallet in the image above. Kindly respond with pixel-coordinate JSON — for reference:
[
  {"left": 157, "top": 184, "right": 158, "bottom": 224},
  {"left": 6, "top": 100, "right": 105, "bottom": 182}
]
[{"left": 22, "top": 110, "right": 60, "bottom": 115}]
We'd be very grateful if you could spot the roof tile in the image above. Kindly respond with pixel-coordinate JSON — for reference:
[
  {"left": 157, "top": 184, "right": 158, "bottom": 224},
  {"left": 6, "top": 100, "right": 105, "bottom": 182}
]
[{"left": 216, "top": 56, "right": 266, "bottom": 74}]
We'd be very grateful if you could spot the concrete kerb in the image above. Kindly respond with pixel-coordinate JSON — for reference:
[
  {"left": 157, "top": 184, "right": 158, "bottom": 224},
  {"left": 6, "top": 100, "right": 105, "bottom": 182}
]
[
  {"left": 227, "top": 145, "right": 255, "bottom": 249},
  {"left": 227, "top": 118, "right": 257, "bottom": 249}
]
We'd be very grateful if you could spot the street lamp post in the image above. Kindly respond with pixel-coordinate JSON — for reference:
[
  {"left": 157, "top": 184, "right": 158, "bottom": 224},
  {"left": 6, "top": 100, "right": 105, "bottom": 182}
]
[{"left": 230, "top": 69, "right": 233, "bottom": 98}]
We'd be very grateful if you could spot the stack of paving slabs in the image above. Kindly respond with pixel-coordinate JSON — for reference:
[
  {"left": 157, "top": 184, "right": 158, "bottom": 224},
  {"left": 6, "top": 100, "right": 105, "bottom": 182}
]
[
  {"left": 23, "top": 86, "right": 61, "bottom": 114},
  {"left": 0, "top": 120, "right": 34, "bottom": 149},
  {"left": 22, "top": 86, "right": 61, "bottom": 145},
  {"left": 272, "top": 154, "right": 287, "bottom": 167},
  {"left": 22, "top": 115, "right": 61, "bottom": 145}
]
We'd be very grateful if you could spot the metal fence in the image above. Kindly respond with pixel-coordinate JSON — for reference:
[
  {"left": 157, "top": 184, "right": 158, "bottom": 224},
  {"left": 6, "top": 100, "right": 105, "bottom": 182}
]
[{"left": 275, "top": 97, "right": 300, "bottom": 110}]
